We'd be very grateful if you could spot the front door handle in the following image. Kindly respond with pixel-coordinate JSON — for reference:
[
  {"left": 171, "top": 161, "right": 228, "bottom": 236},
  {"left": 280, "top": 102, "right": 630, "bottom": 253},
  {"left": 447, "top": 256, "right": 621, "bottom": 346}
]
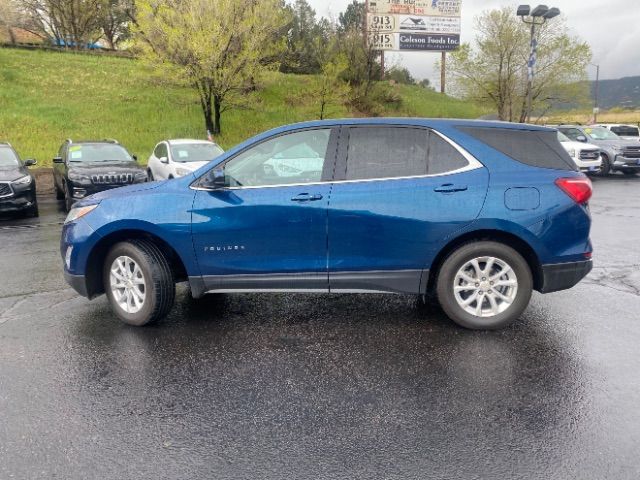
[
  {"left": 291, "top": 193, "right": 323, "bottom": 202},
  {"left": 434, "top": 183, "right": 468, "bottom": 193}
]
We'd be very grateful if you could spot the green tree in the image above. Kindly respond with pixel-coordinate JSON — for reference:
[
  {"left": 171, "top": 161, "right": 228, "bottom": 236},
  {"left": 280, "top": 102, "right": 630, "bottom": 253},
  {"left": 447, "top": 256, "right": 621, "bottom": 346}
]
[
  {"left": 98, "top": 0, "right": 134, "bottom": 49},
  {"left": 338, "top": 0, "right": 365, "bottom": 32},
  {"left": 387, "top": 66, "right": 415, "bottom": 85},
  {"left": 280, "top": 0, "right": 331, "bottom": 74},
  {"left": 135, "top": 0, "right": 289, "bottom": 135},
  {"left": 446, "top": 7, "right": 591, "bottom": 122},
  {"left": 310, "top": 36, "right": 348, "bottom": 119}
]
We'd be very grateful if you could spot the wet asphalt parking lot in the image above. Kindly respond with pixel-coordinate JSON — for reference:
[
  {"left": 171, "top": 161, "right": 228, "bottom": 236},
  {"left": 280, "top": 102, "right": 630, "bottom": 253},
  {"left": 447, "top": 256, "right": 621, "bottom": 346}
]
[{"left": 1, "top": 176, "right": 640, "bottom": 479}]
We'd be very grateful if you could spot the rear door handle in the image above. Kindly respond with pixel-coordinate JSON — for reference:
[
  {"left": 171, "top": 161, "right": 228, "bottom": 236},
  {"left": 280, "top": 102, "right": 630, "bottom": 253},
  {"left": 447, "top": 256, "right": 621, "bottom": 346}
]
[
  {"left": 291, "top": 193, "right": 323, "bottom": 202},
  {"left": 434, "top": 183, "right": 468, "bottom": 193}
]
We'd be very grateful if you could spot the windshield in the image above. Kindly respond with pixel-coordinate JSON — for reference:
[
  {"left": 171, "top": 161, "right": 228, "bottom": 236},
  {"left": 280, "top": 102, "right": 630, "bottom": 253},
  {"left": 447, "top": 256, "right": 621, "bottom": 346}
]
[
  {"left": 170, "top": 143, "right": 224, "bottom": 163},
  {"left": 68, "top": 144, "right": 133, "bottom": 162},
  {"left": 583, "top": 127, "right": 620, "bottom": 141},
  {"left": 0, "top": 147, "right": 20, "bottom": 167},
  {"left": 557, "top": 131, "right": 571, "bottom": 142}
]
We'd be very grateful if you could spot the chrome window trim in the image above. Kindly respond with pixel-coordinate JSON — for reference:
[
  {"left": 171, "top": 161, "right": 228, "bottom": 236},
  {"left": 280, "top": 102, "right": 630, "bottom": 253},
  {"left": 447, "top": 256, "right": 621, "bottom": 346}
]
[{"left": 191, "top": 128, "right": 483, "bottom": 192}]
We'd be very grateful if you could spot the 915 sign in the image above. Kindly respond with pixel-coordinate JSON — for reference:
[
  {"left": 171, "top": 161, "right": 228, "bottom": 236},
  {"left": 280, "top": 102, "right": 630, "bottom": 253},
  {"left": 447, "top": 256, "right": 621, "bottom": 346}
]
[{"left": 368, "top": 32, "right": 395, "bottom": 50}]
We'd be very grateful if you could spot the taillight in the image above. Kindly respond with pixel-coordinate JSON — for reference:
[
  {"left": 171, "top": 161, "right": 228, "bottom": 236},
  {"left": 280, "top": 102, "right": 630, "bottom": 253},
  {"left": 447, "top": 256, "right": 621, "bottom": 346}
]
[{"left": 555, "top": 177, "right": 592, "bottom": 204}]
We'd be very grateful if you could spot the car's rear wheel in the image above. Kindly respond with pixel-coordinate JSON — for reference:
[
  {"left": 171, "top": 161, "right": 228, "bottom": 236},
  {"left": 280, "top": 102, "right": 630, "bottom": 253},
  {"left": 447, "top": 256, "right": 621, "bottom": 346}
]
[
  {"left": 597, "top": 154, "right": 611, "bottom": 176},
  {"left": 436, "top": 241, "right": 533, "bottom": 330},
  {"left": 103, "top": 240, "right": 175, "bottom": 326}
]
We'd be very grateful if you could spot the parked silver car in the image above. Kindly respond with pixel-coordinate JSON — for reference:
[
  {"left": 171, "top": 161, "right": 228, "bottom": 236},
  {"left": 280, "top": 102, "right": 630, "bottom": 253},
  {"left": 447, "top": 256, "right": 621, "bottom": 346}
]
[{"left": 557, "top": 125, "right": 640, "bottom": 176}]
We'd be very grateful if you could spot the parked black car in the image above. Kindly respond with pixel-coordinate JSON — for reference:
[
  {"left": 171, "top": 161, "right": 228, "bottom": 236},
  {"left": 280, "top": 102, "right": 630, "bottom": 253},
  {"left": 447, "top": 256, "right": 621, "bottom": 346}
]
[
  {"left": 0, "top": 142, "right": 38, "bottom": 217},
  {"left": 53, "top": 139, "right": 148, "bottom": 211}
]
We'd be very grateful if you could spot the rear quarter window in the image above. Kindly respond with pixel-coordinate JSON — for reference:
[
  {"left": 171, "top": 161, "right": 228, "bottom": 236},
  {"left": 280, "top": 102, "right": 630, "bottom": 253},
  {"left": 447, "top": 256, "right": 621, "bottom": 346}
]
[{"left": 458, "top": 127, "right": 577, "bottom": 171}]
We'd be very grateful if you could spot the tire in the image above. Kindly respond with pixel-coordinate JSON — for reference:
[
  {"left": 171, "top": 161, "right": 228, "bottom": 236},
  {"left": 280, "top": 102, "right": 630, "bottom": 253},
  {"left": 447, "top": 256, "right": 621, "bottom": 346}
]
[
  {"left": 597, "top": 154, "right": 611, "bottom": 176},
  {"left": 64, "top": 184, "right": 73, "bottom": 212},
  {"left": 103, "top": 240, "right": 175, "bottom": 326},
  {"left": 54, "top": 180, "right": 64, "bottom": 200},
  {"left": 622, "top": 170, "right": 638, "bottom": 176},
  {"left": 436, "top": 241, "right": 533, "bottom": 330},
  {"left": 148, "top": 169, "right": 154, "bottom": 181}
]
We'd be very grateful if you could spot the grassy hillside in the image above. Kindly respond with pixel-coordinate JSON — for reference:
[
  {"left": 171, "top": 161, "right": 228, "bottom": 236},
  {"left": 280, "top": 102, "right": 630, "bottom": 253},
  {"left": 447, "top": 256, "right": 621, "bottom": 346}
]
[{"left": 0, "top": 47, "right": 485, "bottom": 167}]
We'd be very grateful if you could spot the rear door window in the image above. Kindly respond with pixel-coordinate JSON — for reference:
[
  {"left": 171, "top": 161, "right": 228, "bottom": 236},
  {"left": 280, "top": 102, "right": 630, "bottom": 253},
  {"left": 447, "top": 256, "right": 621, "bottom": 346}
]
[
  {"left": 345, "top": 127, "right": 429, "bottom": 180},
  {"left": 459, "top": 127, "right": 576, "bottom": 171}
]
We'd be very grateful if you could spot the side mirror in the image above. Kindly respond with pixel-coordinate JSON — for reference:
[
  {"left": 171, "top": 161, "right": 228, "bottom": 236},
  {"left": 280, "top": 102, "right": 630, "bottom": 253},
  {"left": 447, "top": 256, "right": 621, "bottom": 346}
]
[
  {"left": 203, "top": 168, "right": 226, "bottom": 189},
  {"left": 159, "top": 156, "right": 169, "bottom": 164},
  {"left": 24, "top": 158, "right": 37, "bottom": 167},
  {"left": 576, "top": 135, "right": 587, "bottom": 142},
  {"left": 53, "top": 156, "right": 64, "bottom": 164}
]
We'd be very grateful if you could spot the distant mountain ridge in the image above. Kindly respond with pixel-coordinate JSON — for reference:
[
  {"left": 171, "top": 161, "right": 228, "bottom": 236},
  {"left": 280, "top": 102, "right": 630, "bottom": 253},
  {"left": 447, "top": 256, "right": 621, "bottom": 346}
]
[{"left": 591, "top": 76, "right": 640, "bottom": 109}]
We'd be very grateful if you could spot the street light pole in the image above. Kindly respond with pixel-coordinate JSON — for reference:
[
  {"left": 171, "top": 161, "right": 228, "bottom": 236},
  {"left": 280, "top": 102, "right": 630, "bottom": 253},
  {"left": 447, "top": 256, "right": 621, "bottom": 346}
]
[
  {"left": 591, "top": 63, "right": 600, "bottom": 123},
  {"left": 517, "top": 5, "right": 561, "bottom": 123}
]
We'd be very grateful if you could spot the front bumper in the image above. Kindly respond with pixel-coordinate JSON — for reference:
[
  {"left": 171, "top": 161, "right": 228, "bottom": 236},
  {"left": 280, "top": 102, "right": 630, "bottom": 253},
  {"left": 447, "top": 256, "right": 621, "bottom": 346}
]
[
  {"left": 539, "top": 260, "right": 593, "bottom": 293},
  {"left": 64, "top": 270, "right": 90, "bottom": 298},
  {"left": 613, "top": 155, "right": 640, "bottom": 169},
  {"left": 0, "top": 189, "right": 37, "bottom": 213}
]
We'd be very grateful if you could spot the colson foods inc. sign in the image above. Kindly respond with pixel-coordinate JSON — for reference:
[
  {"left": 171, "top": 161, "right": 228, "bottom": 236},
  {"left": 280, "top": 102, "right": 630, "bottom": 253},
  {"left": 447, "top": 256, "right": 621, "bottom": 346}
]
[{"left": 367, "top": 0, "right": 462, "bottom": 52}]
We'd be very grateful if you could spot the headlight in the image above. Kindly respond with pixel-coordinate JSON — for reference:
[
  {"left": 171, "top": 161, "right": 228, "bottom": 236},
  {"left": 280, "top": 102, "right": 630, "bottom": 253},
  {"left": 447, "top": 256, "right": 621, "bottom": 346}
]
[
  {"left": 64, "top": 204, "right": 99, "bottom": 224},
  {"left": 566, "top": 148, "right": 576, "bottom": 158},
  {"left": 12, "top": 175, "right": 32, "bottom": 186},
  {"left": 175, "top": 168, "right": 190, "bottom": 177},
  {"left": 68, "top": 172, "right": 92, "bottom": 184}
]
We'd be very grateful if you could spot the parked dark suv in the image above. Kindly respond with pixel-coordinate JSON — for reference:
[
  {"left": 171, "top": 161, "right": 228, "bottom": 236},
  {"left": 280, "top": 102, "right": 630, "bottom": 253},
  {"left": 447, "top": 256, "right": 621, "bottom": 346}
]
[
  {"left": 61, "top": 119, "right": 593, "bottom": 330},
  {"left": 53, "top": 139, "right": 148, "bottom": 211},
  {"left": 0, "top": 142, "right": 38, "bottom": 217}
]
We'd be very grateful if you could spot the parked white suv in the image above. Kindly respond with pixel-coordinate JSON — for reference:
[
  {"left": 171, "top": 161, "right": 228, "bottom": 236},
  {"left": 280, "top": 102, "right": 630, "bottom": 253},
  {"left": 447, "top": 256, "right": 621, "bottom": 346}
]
[
  {"left": 557, "top": 131, "right": 602, "bottom": 174},
  {"left": 147, "top": 139, "right": 224, "bottom": 180},
  {"left": 595, "top": 124, "right": 640, "bottom": 142}
]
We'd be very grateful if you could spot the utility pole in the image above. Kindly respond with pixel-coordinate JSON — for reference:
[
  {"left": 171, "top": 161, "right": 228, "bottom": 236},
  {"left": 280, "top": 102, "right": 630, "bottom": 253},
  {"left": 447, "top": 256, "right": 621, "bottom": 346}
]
[{"left": 440, "top": 52, "right": 446, "bottom": 94}]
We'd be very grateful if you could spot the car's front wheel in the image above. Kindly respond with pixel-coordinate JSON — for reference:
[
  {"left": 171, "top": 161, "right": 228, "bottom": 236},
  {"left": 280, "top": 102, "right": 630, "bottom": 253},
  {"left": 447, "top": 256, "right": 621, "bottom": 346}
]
[
  {"left": 597, "top": 154, "right": 611, "bottom": 176},
  {"left": 436, "top": 241, "right": 533, "bottom": 330},
  {"left": 103, "top": 240, "right": 175, "bottom": 326}
]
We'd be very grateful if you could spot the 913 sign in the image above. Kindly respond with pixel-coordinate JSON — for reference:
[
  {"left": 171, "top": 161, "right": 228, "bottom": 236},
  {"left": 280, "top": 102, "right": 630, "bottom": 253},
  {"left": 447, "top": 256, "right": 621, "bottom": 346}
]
[{"left": 368, "top": 14, "right": 395, "bottom": 31}]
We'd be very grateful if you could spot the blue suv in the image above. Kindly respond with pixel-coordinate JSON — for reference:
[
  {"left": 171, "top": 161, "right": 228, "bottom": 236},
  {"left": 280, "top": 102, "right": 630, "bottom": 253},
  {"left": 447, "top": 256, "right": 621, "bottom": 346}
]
[{"left": 61, "top": 119, "right": 593, "bottom": 329}]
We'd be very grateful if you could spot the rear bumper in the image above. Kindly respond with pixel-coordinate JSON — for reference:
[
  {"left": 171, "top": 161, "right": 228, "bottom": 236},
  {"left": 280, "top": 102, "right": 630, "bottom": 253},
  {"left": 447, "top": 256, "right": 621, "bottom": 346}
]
[{"left": 539, "top": 260, "right": 592, "bottom": 294}]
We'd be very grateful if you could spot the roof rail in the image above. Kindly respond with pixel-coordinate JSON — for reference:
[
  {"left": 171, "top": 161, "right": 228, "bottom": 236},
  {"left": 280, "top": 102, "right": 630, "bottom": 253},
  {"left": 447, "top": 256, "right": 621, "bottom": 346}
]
[
  {"left": 102, "top": 138, "right": 119, "bottom": 144},
  {"left": 65, "top": 138, "right": 73, "bottom": 144}
]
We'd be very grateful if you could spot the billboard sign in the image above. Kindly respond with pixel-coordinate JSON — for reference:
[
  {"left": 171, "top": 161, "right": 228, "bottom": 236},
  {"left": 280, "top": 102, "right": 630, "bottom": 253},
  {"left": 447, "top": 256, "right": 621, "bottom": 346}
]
[
  {"left": 367, "top": 0, "right": 462, "bottom": 17},
  {"left": 367, "top": 14, "right": 460, "bottom": 35},
  {"left": 366, "top": 0, "right": 462, "bottom": 52}
]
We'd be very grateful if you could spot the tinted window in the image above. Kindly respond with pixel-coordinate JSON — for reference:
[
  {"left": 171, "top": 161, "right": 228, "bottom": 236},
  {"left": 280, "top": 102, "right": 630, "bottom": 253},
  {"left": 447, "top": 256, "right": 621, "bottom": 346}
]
[
  {"left": 170, "top": 143, "right": 224, "bottom": 163},
  {"left": 459, "top": 127, "right": 576, "bottom": 171},
  {"left": 428, "top": 133, "right": 468, "bottom": 175},
  {"left": 610, "top": 126, "right": 639, "bottom": 137},
  {"left": 346, "top": 127, "right": 428, "bottom": 180},
  {"left": 154, "top": 143, "right": 168, "bottom": 159},
  {"left": 67, "top": 144, "right": 133, "bottom": 163},
  {"left": 0, "top": 147, "right": 19, "bottom": 167},
  {"left": 224, "top": 129, "right": 331, "bottom": 187}
]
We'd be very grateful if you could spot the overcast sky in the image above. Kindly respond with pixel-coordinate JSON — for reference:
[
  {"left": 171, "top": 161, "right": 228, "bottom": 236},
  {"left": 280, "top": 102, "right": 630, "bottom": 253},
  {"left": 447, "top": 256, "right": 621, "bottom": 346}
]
[{"left": 306, "top": 0, "right": 639, "bottom": 86}]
